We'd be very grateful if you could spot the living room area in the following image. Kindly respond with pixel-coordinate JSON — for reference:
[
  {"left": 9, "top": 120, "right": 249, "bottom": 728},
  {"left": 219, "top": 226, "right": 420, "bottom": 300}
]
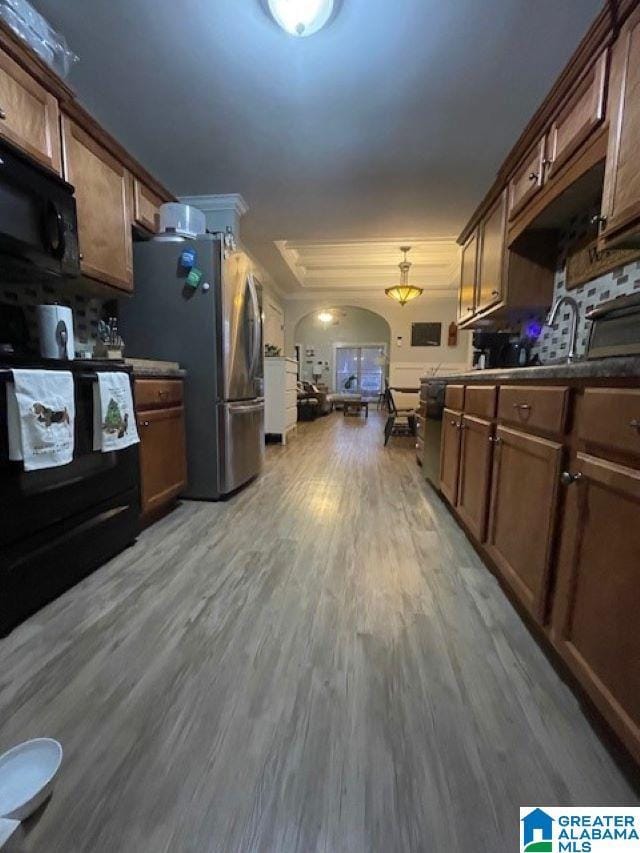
[{"left": 295, "top": 306, "right": 390, "bottom": 421}]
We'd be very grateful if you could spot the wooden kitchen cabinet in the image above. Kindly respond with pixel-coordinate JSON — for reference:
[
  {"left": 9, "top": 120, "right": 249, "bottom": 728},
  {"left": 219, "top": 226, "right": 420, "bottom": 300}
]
[
  {"left": 135, "top": 377, "right": 187, "bottom": 525},
  {"left": 133, "top": 177, "right": 163, "bottom": 235},
  {"left": 546, "top": 50, "right": 607, "bottom": 181},
  {"left": 599, "top": 6, "right": 640, "bottom": 248},
  {"left": 485, "top": 425, "right": 563, "bottom": 621},
  {"left": 552, "top": 453, "right": 640, "bottom": 763},
  {"left": 458, "top": 230, "right": 478, "bottom": 321},
  {"left": 0, "top": 46, "right": 61, "bottom": 173},
  {"left": 508, "top": 137, "right": 546, "bottom": 221},
  {"left": 456, "top": 416, "right": 494, "bottom": 542},
  {"left": 439, "top": 408, "right": 462, "bottom": 506},
  {"left": 476, "top": 190, "right": 507, "bottom": 313},
  {"left": 61, "top": 116, "right": 134, "bottom": 292}
]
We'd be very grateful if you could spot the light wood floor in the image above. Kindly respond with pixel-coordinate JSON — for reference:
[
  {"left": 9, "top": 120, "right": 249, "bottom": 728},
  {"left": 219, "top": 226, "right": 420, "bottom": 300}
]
[{"left": 1, "top": 412, "right": 638, "bottom": 852}]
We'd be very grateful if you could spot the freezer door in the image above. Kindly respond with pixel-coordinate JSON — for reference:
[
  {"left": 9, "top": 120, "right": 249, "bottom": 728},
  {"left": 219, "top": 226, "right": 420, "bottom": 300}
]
[
  {"left": 222, "top": 251, "right": 263, "bottom": 401},
  {"left": 218, "top": 399, "right": 264, "bottom": 494}
]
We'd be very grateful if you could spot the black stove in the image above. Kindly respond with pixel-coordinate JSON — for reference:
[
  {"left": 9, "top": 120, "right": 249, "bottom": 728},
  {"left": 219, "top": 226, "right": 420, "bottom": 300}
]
[{"left": 0, "top": 357, "right": 140, "bottom": 636}]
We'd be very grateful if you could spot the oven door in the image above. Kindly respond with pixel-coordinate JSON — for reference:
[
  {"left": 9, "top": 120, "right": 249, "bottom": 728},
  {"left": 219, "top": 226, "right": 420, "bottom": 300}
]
[
  {"left": 0, "top": 371, "right": 138, "bottom": 552},
  {"left": 0, "top": 139, "right": 80, "bottom": 281}
]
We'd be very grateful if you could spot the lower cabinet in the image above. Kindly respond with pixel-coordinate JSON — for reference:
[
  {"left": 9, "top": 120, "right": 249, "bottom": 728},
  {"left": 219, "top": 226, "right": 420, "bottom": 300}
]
[
  {"left": 134, "top": 378, "right": 187, "bottom": 524},
  {"left": 456, "top": 415, "right": 493, "bottom": 542},
  {"left": 552, "top": 453, "right": 640, "bottom": 764},
  {"left": 439, "top": 408, "right": 462, "bottom": 505},
  {"left": 485, "top": 425, "right": 562, "bottom": 620}
]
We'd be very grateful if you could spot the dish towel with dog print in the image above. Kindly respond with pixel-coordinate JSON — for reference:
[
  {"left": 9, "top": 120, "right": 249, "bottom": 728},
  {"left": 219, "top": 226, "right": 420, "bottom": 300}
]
[
  {"left": 6, "top": 369, "right": 75, "bottom": 470},
  {"left": 93, "top": 371, "right": 139, "bottom": 452}
]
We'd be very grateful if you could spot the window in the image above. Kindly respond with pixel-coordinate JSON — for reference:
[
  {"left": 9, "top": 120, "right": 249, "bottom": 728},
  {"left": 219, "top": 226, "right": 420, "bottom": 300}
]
[{"left": 335, "top": 346, "right": 386, "bottom": 396}]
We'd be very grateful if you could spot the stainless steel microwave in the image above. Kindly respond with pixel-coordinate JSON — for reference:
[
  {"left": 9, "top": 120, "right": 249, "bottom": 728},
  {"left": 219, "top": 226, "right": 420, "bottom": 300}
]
[{"left": 0, "top": 138, "right": 80, "bottom": 281}]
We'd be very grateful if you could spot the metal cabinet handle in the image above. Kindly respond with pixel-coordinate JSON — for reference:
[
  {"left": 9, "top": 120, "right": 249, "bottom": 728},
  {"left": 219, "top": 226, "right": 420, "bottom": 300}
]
[
  {"left": 542, "top": 157, "right": 553, "bottom": 168},
  {"left": 450, "top": 419, "right": 457, "bottom": 426},
  {"left": 630, "top": 419, "right": 640, "bottom": 430},
  {"left": 491, "top": 289, "right": 500, "bottom": 296},
  {"left": 590, "top": 214, "right": 607, "bottom": 230},
  {"left": 139, "top": 420, "right": 150, "bottom": 428},
  {"left": 489, "top": 435, "right": 500, "bottom": 444},
  {"left": 561, "top": 471, "right": 582, "bottom": 486},
  {"left": 0, "top": 107, "right": 6, "bottom": 120},
  {"left": 466, "top": 307, "right": 473, "bottom": 312},
  {"left": 79, "top": 252, "right": 84, "bottom": 260},
  {"left": 528, "top": 172, "right": 539, "bottom": 181},
  {"left": 513, "top": 403, "right": 531, "bottom": 411}
]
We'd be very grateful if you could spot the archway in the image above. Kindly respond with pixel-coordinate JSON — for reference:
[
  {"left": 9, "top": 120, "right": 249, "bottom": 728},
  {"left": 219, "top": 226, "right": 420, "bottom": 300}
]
[{"left": 294, "top": 306, "right": 391, "bottom": 395}]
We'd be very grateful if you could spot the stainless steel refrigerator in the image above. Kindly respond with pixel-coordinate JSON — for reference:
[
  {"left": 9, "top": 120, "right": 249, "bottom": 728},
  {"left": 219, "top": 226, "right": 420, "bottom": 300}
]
[{"left": 120, "top": 236, "right": 264, "bottom": 499}]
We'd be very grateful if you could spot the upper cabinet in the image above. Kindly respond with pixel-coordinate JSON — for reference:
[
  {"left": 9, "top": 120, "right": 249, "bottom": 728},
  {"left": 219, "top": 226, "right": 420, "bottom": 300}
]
[
  {"left": 508, "top": 137, "right": 546, "bottom": 221},
  {"left": 477, "top": 190, "right": 507, "bottom": 313},
  {"left": 546, "top": 50, "right": 607, "bottom": 180},
  {"left": 599, "top": 6, "right": 640, "bottom": 248},
  {"left": 61, "top": 116, "right": 133, "bottom": 292},
  {"left": 133, "top": 178, "right": 163, "bottom": 235},
  {"left": 458, "top": 230, "right": 478, "bottom": 321},
  {"left": 0, "top": 23, "right": 175, "bottom": 293},
  {"left": 0, "top": 46, "right": 61, "bottom": 174}
]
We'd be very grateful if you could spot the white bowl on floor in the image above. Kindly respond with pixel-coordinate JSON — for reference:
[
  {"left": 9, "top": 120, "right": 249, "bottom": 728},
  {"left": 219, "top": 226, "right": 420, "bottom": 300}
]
[{"left": 0, "top": 739, "right": 62, "bottom": 820}]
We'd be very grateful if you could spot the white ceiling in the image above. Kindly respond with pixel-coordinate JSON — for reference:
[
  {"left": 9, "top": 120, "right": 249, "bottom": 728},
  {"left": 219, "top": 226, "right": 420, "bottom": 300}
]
[
  {"left": 32, "top": 0, "right": 603, "bottom": 294},
  {"left": 276, "top": 239, "right": 460, "bottom": 298}
]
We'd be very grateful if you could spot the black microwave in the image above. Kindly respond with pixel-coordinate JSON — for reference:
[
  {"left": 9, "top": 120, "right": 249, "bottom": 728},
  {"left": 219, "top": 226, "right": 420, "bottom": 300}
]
[{"left": 0, "top": 138, "right": 80, "bottom": 281}]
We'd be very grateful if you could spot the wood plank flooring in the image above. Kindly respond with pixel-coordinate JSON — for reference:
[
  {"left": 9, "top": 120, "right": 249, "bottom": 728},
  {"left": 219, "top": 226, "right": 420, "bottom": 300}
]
[{"left": 0, "top": 412, "right": 638, "bottom": 852}]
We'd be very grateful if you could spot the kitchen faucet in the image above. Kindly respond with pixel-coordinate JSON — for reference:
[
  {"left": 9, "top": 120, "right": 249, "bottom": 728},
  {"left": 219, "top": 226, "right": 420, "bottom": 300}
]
[{"left": 545, "top": 295, "right": 580, "bottom": 362}]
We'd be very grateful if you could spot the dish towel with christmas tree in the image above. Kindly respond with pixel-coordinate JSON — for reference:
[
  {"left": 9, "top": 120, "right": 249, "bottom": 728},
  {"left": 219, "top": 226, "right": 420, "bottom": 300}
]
[
  {"left": 7, "top": 369, "right": 75, "bottom": 470},
  {"left": 93, "top": 371, "right": 139, "bottom": 452}
]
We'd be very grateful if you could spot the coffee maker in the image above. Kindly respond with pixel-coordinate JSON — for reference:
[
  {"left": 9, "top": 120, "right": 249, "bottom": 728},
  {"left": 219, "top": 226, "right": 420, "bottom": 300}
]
[{"left": 472, "top": 331, "right": 533, "bottom": 369}]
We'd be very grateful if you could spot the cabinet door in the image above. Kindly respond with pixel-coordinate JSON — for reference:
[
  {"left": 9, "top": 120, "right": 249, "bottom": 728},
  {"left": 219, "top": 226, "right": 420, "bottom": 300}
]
[
  {"left": 456, "top": 416, "right": 493, "bottom": 542},
  {"left": 486, "top": 426, "right": 562, "bottom": 620},
  {"left": 458, "top": 230, "right": 478, "bottom": 322},
  {"left": 508, "top": 137, "right": 545, "bottom": 221},
  {"left": 133, "top": 178, "right": 163, "bottom": 234},
  {"left": 0, "top": 47, "right": 61, "bottom": 173},
  {"left": 439, "top": 408, "right": 462, "bottom": 505},
  {"left": 600, "top": 7, "right": 640, "bottom": 246},
  {"left": 61, "top": 116, "right": 133, "bottom": 291},
  {"left": 477, "top": 190, "right": 507, "bottom": 312},
  {"left": 137, "top": 406, "right": 187, "bottom": 519},
  {"left": 552, "top": 453, "right": 640, "bottom": 763},
  {"left": 546, "top": 50, "right": 607, "bottom": 180}
]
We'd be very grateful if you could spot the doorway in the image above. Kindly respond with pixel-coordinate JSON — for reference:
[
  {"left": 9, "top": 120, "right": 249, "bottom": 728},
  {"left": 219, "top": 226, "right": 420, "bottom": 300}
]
[{"left": 335, "top": 345, "right": 386, "bottom": 397}]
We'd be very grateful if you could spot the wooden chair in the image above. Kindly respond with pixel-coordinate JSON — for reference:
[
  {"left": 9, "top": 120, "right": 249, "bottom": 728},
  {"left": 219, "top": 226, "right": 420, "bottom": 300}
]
[
  {"left": 383, "top": 388, "right": 417, "bottom": 446},
  {"left": 377, "top": 379, "right": 389, "bottom": 411}
]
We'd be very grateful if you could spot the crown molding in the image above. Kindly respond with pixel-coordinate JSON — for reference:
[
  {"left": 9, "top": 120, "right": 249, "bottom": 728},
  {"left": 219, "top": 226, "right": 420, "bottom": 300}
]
[{"left": 178, "top": 193, "right": 249, "bottom": 217}]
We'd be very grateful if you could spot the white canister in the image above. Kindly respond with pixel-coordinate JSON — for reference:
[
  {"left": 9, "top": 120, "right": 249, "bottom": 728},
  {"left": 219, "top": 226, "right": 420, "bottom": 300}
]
[{"left": 36, "top": 304, "right": 75, "bottom": 360}]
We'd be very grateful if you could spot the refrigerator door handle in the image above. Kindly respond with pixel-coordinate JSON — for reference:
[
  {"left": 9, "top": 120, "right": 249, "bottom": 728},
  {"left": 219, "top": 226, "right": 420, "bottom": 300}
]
[
  {"left": 227, "top": 400, "right": 264, "bottom": 414},
  {"left": 247, "top": 273, "right": 261, "bottom": 380}
]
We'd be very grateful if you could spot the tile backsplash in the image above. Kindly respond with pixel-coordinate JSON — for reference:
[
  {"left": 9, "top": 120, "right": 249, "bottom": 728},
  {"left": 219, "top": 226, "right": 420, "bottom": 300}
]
[
  {"left": 0, "top": 280, "right": 107, "bottom": 355},
  {"left": 532, "top": 214, "right": 640, "bottom": 362}
]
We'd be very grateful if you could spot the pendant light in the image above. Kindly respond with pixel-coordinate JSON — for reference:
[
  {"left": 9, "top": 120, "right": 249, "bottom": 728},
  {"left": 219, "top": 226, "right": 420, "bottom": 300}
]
[
  {"left": 385, "top": 247, "right": 423, "bottom": 307},
  {"left": 267, "top": 0, "right": 334, "bottom": 37}
]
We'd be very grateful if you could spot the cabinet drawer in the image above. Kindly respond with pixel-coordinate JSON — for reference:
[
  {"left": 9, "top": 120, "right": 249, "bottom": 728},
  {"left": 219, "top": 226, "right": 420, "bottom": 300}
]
[
  {"left": 445, "top": 385, "right": 465, "bottom": 410},
  {"left": 579, "top": 388, "right": 640, "bottom": 458},
  {"left": 286, "top": 372, "right": 298, "bottom": 391},
  {"left": 498, "top": 385, "right": 569, "bottom": 435},
  {"left": 135, "top": 379, "right": 183, "bottom": 410},
  {"left": 286, "top": 405, "right": 298, "bottom": 427},
  {"left": 286, "top": 388, "right": 298, "bottom": 408},
  {"left": 464, "top": 385, "right": 497, "bottom": 419},
  {"left": 508, "top": 136, "right": 545, "bottom": 220}
]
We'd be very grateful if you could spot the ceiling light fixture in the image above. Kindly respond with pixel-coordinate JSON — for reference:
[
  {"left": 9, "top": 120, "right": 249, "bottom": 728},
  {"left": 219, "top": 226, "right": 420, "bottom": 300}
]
[
  {"left": 318, "top": 311, "right": 333, "bottom": 323},
  {"left": 385, "top": 246, "right": 423, "bottom": 307},
  {"left": 267, "top": 0, "right": 335, "bottom": 37}
]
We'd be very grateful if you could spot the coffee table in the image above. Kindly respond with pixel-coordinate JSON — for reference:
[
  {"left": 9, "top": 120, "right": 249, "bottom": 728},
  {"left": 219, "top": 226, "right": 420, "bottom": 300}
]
[{"left": 343, "top": 399, "right": 369, "bottom": 418}]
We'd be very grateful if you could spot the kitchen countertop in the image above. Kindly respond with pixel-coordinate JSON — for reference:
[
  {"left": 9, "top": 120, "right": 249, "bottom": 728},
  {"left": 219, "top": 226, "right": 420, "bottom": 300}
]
[
  {"left": 421, "top": 355, "right": 640, "bottom": 384},
  {"left": 125, "top": 358, "right": 186, "bottom": 379}
]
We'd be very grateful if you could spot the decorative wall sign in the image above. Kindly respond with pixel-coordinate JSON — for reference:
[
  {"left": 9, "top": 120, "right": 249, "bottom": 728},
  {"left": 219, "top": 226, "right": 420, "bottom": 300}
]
[
  {"left": 566, "top": 237, "right": 640, "bottom": 290},
  {"left": 411, "top": 322, "right": 442, "bottom": 347}
]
